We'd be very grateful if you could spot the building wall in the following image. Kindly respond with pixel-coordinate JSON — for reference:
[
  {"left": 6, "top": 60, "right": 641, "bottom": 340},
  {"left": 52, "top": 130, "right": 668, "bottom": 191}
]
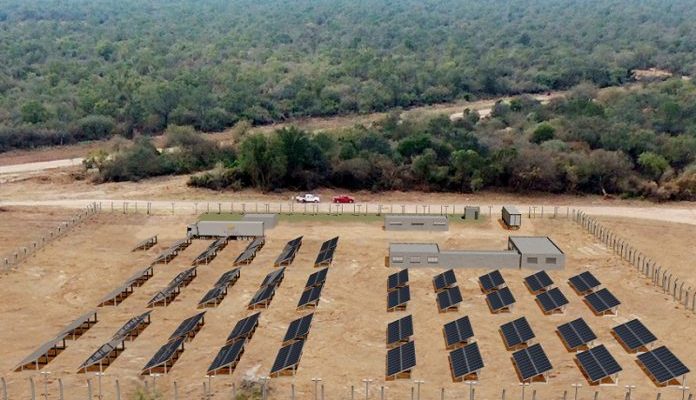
[
  {"left": 439, "top": 251, "right": 521, "bottom": 269},
  {"left": 502, "top": 206, "right": 522, "bottom": 227},
  {"left": 518, "top": 253, "right": 566, "bottom": 270},
  {"left": 242, "top": 214, "right": 278, "bottom": 229},
  {"left": 384, "top": 215, "right": 449, "bottom": 231}
]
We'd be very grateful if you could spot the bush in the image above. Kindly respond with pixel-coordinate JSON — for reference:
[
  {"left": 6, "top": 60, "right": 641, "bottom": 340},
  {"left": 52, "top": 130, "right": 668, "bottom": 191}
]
[{"left": 76, "top": 115, "right": 116, "bottom": 141}]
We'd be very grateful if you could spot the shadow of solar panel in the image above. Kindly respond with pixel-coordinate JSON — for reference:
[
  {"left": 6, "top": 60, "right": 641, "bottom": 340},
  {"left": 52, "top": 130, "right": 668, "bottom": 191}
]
[
  {"left": 297, "top": 285, "right": 323, "bottom": 309},
  {"left": 576, "top": 345, "right": 622, "bottom": 383},
  {"left": 168, "top": 312, "right": 206, "bottom": 342},
  {"left": 479, "top": 270, "right": 505, "bottom": 292},
  {"left": 262, "top": 267, "right": 286, "bottom": 287},
  {"left": 569, "top": 271, "right": 601, "bottom": 294},
  {"left": 557, "top": 318, "right": 596, "bottom": 351},
  {"left": 284, "top": 313, "right": 314, "bottom": 344},
  {"left": 612, "top": 319, "right": 657, "bottom": 351},
  {"left": 306, "top": 268, "right": 328, "bottom": 288},
  {"left": 227, "top": 313, "right": 261, "bottom": 344},
  {"left": 386, "top": 341, "right": 416, "bottom": 378},
  {"left": 387, "top": 286, "right": 410, "bottom": 311},
  {"left": 450, "top": 342, "right": 484, "bottom": 380},
  {"left": 487, "top": 286, "right": 515, "bottom": 312},
  {"left": 249, "top": 285, "right": 276, "bottom": 308},
  {"left": 536, "top": 287, "right": 569, "bottom": 313},
  {"left": 585, "top": 288, "right": 620, "bottom": 314},
  {"left": 388, "top": 269, "right": 409, "bottom": 291},
  {"left": 637, "top": 346, "right": 690, "bottom": 384},
  {"left": 275, "top": 236, "right": 303, "bottom": 266},
  {"left": 433, "top": 270, "right": 457, "bottom": 292},
  {"left": 208, "top": 340, "right": 246, "bottom": 375},
  {"left": 513, "top": 343, "right": 552, "bottom": 381},
  {"left": 142, "top": 336, "right": 186, "bottom": 374},
  {"left": 500, "top": 317, "right": 535, "bottom": 349},
  {"left": 270, "top": 340, "right": 305, "bottom": 376},
  {"left": 437, "top": 286, "right": 463, "bottom": 311},
  {"left": 387, "top": 315, "right": 413, "bottom": 346},
  {"left": 524, "top": 271, "right": 553, "bottom": 293},
  {"left": 444, "top": 316, "right": 474, "bottom": 349}
]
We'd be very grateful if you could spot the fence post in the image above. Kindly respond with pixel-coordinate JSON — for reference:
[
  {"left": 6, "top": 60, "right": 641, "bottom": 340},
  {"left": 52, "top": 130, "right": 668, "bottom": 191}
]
[
  {"left": 1, "top": 377, "right": 6, "bottom": 400},
  {"left": 115, "top": 379, "right": 121, "bottom": 400},
  {"left": 58, "top": 378, "right": 64, "bottom": 400},
  {"left": 87, "top": 378, "right": 92, "bottom": 400}
]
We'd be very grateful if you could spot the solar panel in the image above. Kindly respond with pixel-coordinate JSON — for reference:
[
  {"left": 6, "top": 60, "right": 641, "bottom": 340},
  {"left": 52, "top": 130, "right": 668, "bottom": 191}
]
[
  {"left": 248, "top": 285, "right": 276, "bottom": 309},
  {"left": 637, "top": 346, "right": 690, "bottom": 384},
  {"left": 14, "top": 336, "right": 68, "bottom": 371},
  {"left": 148, "top": 267, "right": 197, "bottom": 307},
  {"left": 437, "top": 286, "right": 463, "bottom": 312},
  {"left": 524, "top": 271, "right": 554, "bottom": 293},
  {"left": 142, "top": 336, "right": 186, "bottom": 374},
  {"left": 305, "top": 268, "right": 328, "bottom": 288},
  {"left": 500, "top": 317, "right": 535, "bottom": 348},
  {"left": 207, "top": 340, "right": 246, "bottom": 375},
  {"left": 387, "top": 286, "right": 411, "bottom": 311},
  {"left": 198, "top": 286, "right": 227, "bottom": 307},
  {"left": 56, "top": 310, "right": 99, "bottom": 339},
  {"left": 612, "top": 319, "right": 657, "bottom": 351},
  {"left": 270, "top": 340, "right": 305, "bottom": 376},
  {"left": 433, "top": 270, "right": 457, "bottom": 292},
  {"left": 315, "top": 236, "right": 339, "bottom": 266},
  {"left": 557, "top": 318, "right": 596, "bottom": 351},
  {"left": 78, "top": 337, "right": 125, "bottom": 372},
  {"left": 443, "top": 316, "right": 474, "bottom": 349},
  {"left": 234, "top": 237, "right": 265, "bottom": 265},
  {"left": 512, "top": 343, "right": 553, "bottom": 381},
  {"left": 387, "top": 315, "right": 414, "bottom": 346},
  {"left": 261, "top": 267, "right": 286, "bottom": 288},
  {"left": 226, "top": 313, "right": 261, "bottom": 344},
  {"left": 132, "top": 235, "right": 158, "bottom": 251},
  {"left": 98, "top": 266, "right": 154, "bottom": 306},
  {"left": 479, "top": 270, "right": 505, "bottom": 292},
  {"left": 569, "top": 271, "right": 601, "bottom": 294},
  {"left": 275, "top": 236, "right": 303, "bottom": 266},
  {"left": 386, "top": 341, "right": 417, "bottom": 377},
  {"left": 168, "top": 312, "right": 206, "bottom": 342},
  {"left": 297, "top": 285, "right": 323, "bottom": 309},
  {"left": 387, "top": 269, "right": 409, "bottom": 291},
  {"left": 112, "top": 311, "right": 152, "bottom": 341},
  {"left": 584, "top": 288, "right": 620, "bottom": 314},
  {"left": 214, "top": 268, "right": 241, "bottom": 287},
  {"left": 536, "top": 287, "right": 569, "bottom": 313},
  {"left": 283, "top": 313, "right": 314, "bottom": 344},
  {"left": 576, "top": 345, "right": 622, "bottom": 383},
  {"left": 449, "top": 342, "right": 484, "bottom": 380},
  {"left": 486, "top": 286, "right": 516, "bottom": 312}
]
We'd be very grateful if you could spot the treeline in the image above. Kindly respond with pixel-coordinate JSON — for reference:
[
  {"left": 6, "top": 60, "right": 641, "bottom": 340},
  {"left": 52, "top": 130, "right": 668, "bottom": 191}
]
[
  {"left": 91, "top": 80, "right": 696, "bottom": 200},
  {"left": 2, "top": 0, "right": 696, "bottom": 151}
]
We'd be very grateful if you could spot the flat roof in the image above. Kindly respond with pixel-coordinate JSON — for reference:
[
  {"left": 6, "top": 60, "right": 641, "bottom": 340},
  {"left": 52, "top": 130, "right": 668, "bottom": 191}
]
[
  {"left": 509, "top": 236, "right": 563, "bottom": 255},
  {"left": 503, "top": 205, "right": 521, "bottom": 214},
  {"left": 384, "top": 215, "right": 448, "bottom": 220},
  {"left": 390, "top": 243, "right": 440, "bottom": 253}
]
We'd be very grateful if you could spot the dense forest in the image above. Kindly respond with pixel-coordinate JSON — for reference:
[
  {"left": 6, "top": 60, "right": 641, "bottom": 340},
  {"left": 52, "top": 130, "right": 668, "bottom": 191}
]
[
  {"left": 88, "top": 80, "right": 696, "bottom": 200},
  {"left": 2, "top": 0, "right": 696, "bottom": 151}
]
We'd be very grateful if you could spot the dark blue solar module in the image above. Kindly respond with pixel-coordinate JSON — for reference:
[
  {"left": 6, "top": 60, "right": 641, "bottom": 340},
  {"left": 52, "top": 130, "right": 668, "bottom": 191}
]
[
  {"left": 513, "top": 343, "right": 552, "bottom": 381},
  {"left": 569, "top": 271, "right": 601, "bottom": 294},
  {"left": 557, "top": 318, "right": 596, "bottom": 350},
  {"left": 479, "top": 270, "right": 505, "bottom": 292},
  {"left": 433, "top": 270, "right": 457, "bottom": 291},
  {"left": 500, "top": 317, "right": 535, "bottom": 348},
  {"left": 536, "top": 287, "right": 569, "bottom": 313},
  {"left": 585, "top": 288, "right": 620, "bottom": 314},
  {"left": 444, "top": 316, "right": 474, "bottom": 348},
  {"left": 576, "top": 345, "right": 622, "bottom": 383},
  {"left": 387, "top": 315, "right": 413, "bottom": 346},
  {"left": 386, "top": 341, "right": 416, "bottom": 377},
  {"left": 449, "top": 342, "right": 484, "bottom": 379},
  {"left": 437, "top": 286, "right": 463, "bottom": 311},
  {"left": 612, "top": 319, "right": 657, "bottom": 351},
  {"left": 637, "top": 346, "right": 690, "bottom": 384},
  {"left": 487, "top": 286, "right": 516, "bottom": 312},
  {"left": 387, "top": 286, "right": 410, "bottom": 310},
  {"left": 524, "top": 271, "right": 554, "bottom": 293},
  {"left": 388, "top": 269, "right": 409, "bottom": 291}
]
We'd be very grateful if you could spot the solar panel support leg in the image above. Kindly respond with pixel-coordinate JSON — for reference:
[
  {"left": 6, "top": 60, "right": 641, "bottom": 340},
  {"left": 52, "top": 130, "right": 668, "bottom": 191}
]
[
  {"left": 58, "top": 379, "right": 63, "bottom": 400},
  {"left": 29, "top": 377, "right": 36, "bottom": 400}
]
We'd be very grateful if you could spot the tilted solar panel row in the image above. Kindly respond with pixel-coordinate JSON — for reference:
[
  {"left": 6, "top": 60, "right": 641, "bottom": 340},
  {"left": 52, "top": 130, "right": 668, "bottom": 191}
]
[
  {"left": 226, "top": 313, "right": 261, "bottom": 344},
  {"left": 315, "top": 236, "right": 339, "bottom": 266},
  {"left": 524, "top": 270, "right": 553, "bottom": 293},
  {"left": 386, "top": 341, "right": 417, "bottom": 378},
  {"left": 437, "top": 286, "right": 463, "bottom": 312},
  {"left": 479, "top": 270, "right": 505, "bottom": 292},
  {"left": 443, "top": 316, "right": 474, "bottom": 349},
  {"left": 612, "top": 319, "right": 657, "bottom": 351},
  {"left": 500, "top": 317, "right": 535, "bottom": 349},
  {"left": 487, "top": 286, "right": 516, "bottom": 312},
  {"left": 297, "top": 284, "right": 324, "bottom": 309},
  {"left": 557, "top": 318, "right": 596, "bottom": 350},
  {"left": 274, "top": 236, "right": 303, "bottom": 266},
  {"left": 305, "top": 268, "right": 328, "bottom": 288},
  {"left": 637, "top": 346, "right": 690, "bottom": 384},
  {"left": 568, "top": 271, "right": 601, "bottom": 294},
  {"left": 449, "top": 342, "right": 484, "bottom": 380},
  {"left": 585, "top": 288, "right": 620, "bottom": 314},
  {"left": 387, "top": 315, "right": 414, "bottom": 346},
  {"left": 387, "top": 285, "right": 411, "bottom": 311},
  {"left": 536, "top": 287, "right": 569, "bottom": 313},
  {"left": 148, "top": 267, "right": 197, "bottom": 307},
  {"left": 512, "top": 343, "right": 553, "bottom": 381},
  {"left": 433, "top": 269, "right": 457, "bottom": 292},
  {"left": 576, "top": 345, "right": 622, "bottom": 383},
  {"left": 388, "top": 269, "right": 409, "bottom": 291},
  {"left": 234, "top": 236, "right": 266, "bottom": 265}
]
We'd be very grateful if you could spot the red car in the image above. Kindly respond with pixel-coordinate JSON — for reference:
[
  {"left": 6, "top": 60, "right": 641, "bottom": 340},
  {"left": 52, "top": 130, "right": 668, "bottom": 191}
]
[{"left": 332, "top": 195, "right": 355, "bottom": 203}]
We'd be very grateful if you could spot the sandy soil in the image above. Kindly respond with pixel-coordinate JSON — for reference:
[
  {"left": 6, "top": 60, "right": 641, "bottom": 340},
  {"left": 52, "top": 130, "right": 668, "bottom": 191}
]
[
  {"left": 1, "top": 211, "right": 694, "bottom": 400},
  {"left": 0, "top": 207, "right": 77, "bottom": 256},
  {"left": 599, "top": 216, "right": 696, "bottom": 291}
]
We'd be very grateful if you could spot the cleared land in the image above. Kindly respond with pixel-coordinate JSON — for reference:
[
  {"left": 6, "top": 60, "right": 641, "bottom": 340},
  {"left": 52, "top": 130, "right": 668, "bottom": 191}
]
[
  {"left": 1, "top": 210, "right": 694, "bottom": 400},
  {"left": 0, "top": 207, "right": 76, "bottom": 256}
]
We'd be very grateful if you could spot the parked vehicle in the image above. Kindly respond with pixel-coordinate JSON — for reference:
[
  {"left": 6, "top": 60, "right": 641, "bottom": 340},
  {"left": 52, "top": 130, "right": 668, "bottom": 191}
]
[
  {"left": 332, "top": 195, "right": 355, "bottom": 203},
  {"left": 295, "top": 193, "right": 321, "bottom": 203}
]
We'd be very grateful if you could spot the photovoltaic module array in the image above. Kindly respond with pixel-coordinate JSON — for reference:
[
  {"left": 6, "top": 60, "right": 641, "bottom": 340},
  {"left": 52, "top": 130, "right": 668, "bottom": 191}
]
[
  {"left": 524, "top": 270, "right": 554, "bottom": 293},
  {"left": 449, "top": 342, "right": 484, "bottom": 380},
  {"left": 557, "top": 318, "right": 597, "bottom": 351},
  {"left": 249, "top": 268, "right": 286, "bottom": 309},
  {"left": 388, "top": 284, "right": 411, "bottom": 311},
  {"left": 443, "top": 316, "right": 474, "bottom": 349},
  {"left": 500, "top": 317, "right": 535, "bottom": 349},
  {"left": 479, "top": 270, "right": 506, "bottom": 293},
  {"left": 274, "top": 236, "right": 303, "bottom": 267},
  {"left": 148, "top": 267, "right": 197, "bottom": 307},
  {"left": 198, "top": 268, "right": 241, "bottom": 307},
  {"left": 98, "top": 265, "right": 154, "bottom": 307},
  {"left": 568, "top": 271, "right": 601, "bottom": 294},
  {"left": 387, "top": 269, "right": 409, "bottom": 291},
  {"left": 208, "top": 313, "right": 262, "bottom": 375},
  {"left": 612, "top": 319, "right": 657, "bottom": 351},
  {"left": 142, "top": 311, "right": 206, "bottom": 374},
  {"left": 486, "top": 286, "right": 515, "bottom": 312},
  {"left": 584, "top": 288, "right": 620, "bottom": 315},
  {"left": 576, "top": 345, "right": 622, "bottom": 383},
  {"left": 535, "top": 287, "right": 569, "bottom": 313},
  {"left": 433, "top": 269, "right": 457, "bottom": 292},
  {"left": 637, "top": 346, "right": 690, "bottom": 384},
  {"left": 386, "top": 340, "right": 417, "bottom": 379},
  {"left": 234, "top": 236, "right": 266, "bottom": 265},
  {"left": 271, "top": 313, "right": 315, "bottom": 376},
  {"left": 387, "top": 315, "right": 413, "bottom": 347},
  {"left": 512, "top": 343, "right": 553, "bottom": 381},
  {"left": 437, "top": 286, "right": 463, "bottom": 312},
  {"left": 314, "top": 236, "right": 339, "bottom": 267}
]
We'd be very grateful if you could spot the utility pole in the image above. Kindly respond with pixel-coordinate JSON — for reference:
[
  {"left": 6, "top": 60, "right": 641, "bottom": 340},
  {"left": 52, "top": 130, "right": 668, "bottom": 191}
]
[
  {"left": 414, "top": 380, "right": 425, "bottom": 400},
  {"left": 362, "top": 379, "right": 373, "bottom": 400},
  {"left": 312, "top": 378, "right": 322, "bottom": 400}
]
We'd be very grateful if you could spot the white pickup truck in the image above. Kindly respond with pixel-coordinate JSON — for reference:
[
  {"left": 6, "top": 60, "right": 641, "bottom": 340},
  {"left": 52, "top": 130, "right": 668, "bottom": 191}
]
[{"left": 295, "top": 193, "right": 321, "bottom": 203}]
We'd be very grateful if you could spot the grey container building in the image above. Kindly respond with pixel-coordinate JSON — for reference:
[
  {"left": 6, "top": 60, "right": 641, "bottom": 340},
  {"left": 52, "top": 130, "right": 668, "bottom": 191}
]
[
  {"left": 187, "top": 221, "right": 264, "bottom": 239},
  {"left": 508, "top": 236, "right": 565, "bottom": 270},
  {"left": 502, "top": 206, "right": 522, "bottom": 229},
  {"left": 242, "top": 213, "right": 278, "bottom": 229},
  {"left": 384, "top": 215, "right": 449, "bottom": 231},
  {"left": 388, "top": 236, "right": 565, "bottom": 270},
  {"left": 463, "top": 206, "right": 481, "bottom": 220}
]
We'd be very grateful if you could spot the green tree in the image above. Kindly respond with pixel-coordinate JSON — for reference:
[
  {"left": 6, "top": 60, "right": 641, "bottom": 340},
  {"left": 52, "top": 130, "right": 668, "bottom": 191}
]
[
  {"left": 21, "top": 101, "right": 50, "bottom": 124},
  {"left": 238, "top": 134, "right": 287, "bottom": 190},
  {"left": 531, "top": 123, "right": 555, "bottom": 144},
  {"left": 638, "top": 151, "right": 669, "bottom": 181}
]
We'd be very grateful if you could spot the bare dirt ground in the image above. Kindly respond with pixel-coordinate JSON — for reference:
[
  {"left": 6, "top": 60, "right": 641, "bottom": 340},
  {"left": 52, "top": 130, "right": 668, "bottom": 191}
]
[
  {"left": 1, "top": 210, "right": 694, "bottom": 400},
  {"left": 0, "top": 207, "right": 76, "bottom": 256},
  {"left": 598, "top": 216, "right": 696, "bottom": 291}
]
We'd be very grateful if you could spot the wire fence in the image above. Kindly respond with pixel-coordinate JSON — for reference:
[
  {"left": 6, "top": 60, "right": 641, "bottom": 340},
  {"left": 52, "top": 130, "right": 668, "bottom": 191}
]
[{"left": 2, "top": 202, "right": 101, "bottom": 271}]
